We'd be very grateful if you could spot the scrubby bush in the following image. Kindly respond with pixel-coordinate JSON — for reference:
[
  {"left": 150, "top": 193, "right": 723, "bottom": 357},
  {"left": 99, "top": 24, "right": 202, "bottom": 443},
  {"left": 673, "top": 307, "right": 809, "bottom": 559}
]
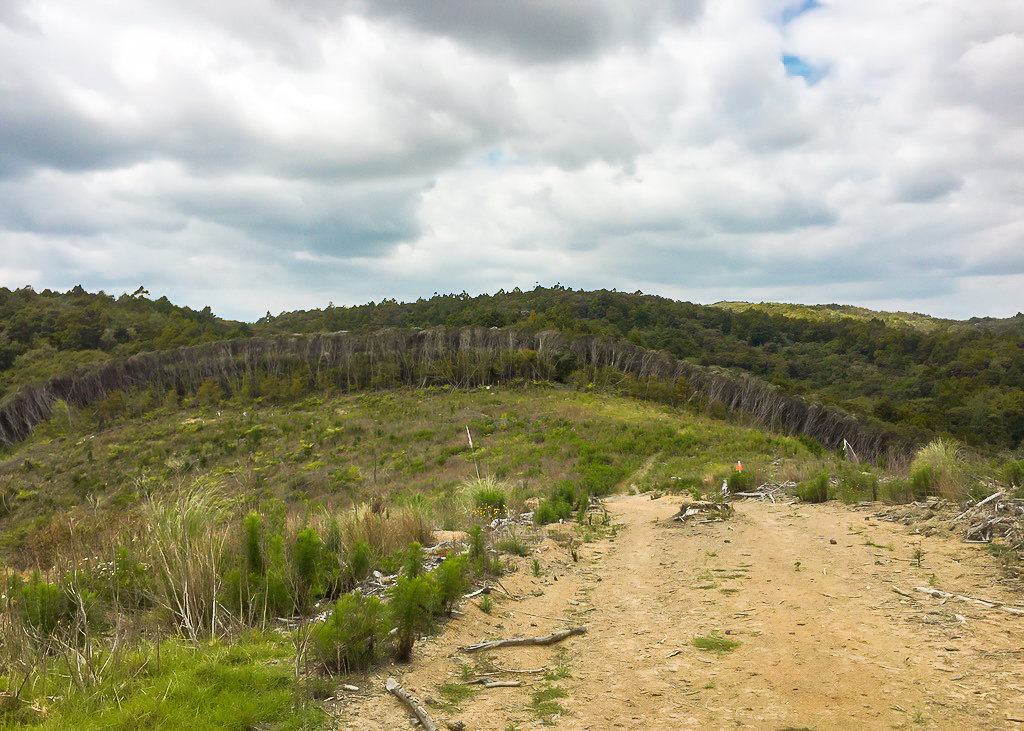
[
  {"left": 75, "top": 547, "right": 152, "bottom": 611},
  {"left": 312, "top": 591, "right": 390, "bottom": 673},
  {"left": 495, "top": 531, "right": 529, "bottom": 557},
  {"left": 797, "top": 471, "right": 829, "bottom": 503},
  {"left": 797, "top": 435, "right": 825, "bottom": 456},
  {"left": 910, "top": 464, "right": 939, "bottom": 499}
]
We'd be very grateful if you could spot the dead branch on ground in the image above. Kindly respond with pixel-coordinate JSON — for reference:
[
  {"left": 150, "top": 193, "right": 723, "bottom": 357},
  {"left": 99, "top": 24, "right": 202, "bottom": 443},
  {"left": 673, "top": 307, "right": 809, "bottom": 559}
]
[{"left": 462, "top": 626, "right": 586, "bottom": 653}]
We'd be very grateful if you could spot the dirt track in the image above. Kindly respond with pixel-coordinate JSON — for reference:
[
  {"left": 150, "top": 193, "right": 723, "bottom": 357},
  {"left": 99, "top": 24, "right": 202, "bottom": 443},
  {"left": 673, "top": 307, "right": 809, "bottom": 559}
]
[{"left": 333, "top": 495, "right": 1024, "bottom": 731}]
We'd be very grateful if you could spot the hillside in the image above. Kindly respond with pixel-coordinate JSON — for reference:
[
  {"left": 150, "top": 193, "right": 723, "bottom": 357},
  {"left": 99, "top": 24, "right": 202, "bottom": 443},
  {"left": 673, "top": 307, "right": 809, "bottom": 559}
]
[
  {"left": 2, "top": 285, "right": 1024, "bottom": 451},
  {"left": 0, "top": 385, "right": 821, "bottom": 568}
]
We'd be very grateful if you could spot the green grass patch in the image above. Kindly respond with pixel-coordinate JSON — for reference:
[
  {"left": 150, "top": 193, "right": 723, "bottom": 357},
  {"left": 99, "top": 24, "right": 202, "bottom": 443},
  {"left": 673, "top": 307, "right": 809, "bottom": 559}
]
[
  {"left": 1, "top": 634, "right": 325, "bottom": 731},
  {"left": 434, "top": 682, "right": 477, "bottom": 712},
  {"left": 693, "top": 632, "right": 741, "bottom": 654},
  {"left": 531, "top": 685, "right": 568, "bottom": 724}
]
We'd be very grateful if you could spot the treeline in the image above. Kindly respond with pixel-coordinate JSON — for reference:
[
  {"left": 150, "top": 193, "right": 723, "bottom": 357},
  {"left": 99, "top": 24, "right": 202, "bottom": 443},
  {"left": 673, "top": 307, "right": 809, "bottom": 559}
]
[
  {"left": 0, "top": 327, "right": 910, "bottom": 461},
  {"left": 257, "top": 287, "right": 1024, "bottom": 450}
]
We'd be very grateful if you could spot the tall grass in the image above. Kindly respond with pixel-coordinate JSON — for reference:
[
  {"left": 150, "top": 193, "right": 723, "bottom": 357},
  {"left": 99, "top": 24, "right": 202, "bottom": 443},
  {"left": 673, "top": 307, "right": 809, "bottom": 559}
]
[
  {"left": 910, "top": 438, "right": 965, "bottom": 500},
  {"left": 141, "top": 480, "right": 233, "bottom": 642}
]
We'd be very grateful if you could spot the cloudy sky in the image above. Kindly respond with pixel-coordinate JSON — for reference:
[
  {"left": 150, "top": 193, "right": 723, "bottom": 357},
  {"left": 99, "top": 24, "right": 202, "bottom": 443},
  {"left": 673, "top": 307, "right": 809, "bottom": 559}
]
[{"left": 1, "top": 0, "right": 1022, "bottom": 321}]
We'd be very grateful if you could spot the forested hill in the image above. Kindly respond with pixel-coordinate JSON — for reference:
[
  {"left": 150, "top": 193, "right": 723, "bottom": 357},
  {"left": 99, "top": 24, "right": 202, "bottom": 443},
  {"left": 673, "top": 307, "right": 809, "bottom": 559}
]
[
  {"left": 0, "top": 286, "right": 250, "bottom": 395},
  {"left": 2, "top": 285, "right": 1023, "bottom": 451},
  {"left": 256, "top": 288, "right": 1024, "bottom": 450}
]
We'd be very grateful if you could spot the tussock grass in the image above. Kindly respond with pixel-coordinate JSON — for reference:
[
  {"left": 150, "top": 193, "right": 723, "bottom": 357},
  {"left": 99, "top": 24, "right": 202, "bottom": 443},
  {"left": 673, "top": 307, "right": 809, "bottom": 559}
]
[{"left": 910, "top": 438, "right": 966, "bottom": 500}]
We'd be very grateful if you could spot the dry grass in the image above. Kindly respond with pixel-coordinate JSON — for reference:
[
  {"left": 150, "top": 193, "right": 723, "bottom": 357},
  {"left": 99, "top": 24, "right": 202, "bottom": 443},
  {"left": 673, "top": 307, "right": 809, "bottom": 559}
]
[{"left": 141, "top": 480, "right": 234, "bottom": 642}]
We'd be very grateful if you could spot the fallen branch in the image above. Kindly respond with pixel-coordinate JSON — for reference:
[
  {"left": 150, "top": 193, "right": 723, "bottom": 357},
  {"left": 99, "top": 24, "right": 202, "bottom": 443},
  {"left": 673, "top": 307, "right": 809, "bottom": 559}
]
[
  {"left": 463, "top": 679, "right": 522, "bottom": 687},
  {"left": 911, "top": 587, "right": 1024, "bottom": 616},
  {"left": 462, "top": 626, "right": 587, "bottom": 653},
  {"left": 385, "top": 677, "right": 438, "bottom": 731}
]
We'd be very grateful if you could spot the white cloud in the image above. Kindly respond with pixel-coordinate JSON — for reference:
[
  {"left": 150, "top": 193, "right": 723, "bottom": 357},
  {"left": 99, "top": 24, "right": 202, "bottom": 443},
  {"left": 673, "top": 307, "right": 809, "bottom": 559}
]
[{"left": 0, "top": 0, "right": 1021, "bottom": 320}]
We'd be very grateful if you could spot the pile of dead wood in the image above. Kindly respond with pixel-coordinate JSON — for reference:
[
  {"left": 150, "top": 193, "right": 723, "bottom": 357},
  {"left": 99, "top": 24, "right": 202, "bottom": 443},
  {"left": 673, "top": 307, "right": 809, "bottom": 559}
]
[
  {"left": 953, "top": 490, "right": 1024, "bottom": 548},
  {"left": 730, "top": 481, "right": 795, "bottom": 503},
  {"left": 672, "top": 500, "right": 734, "bottom": 522}
]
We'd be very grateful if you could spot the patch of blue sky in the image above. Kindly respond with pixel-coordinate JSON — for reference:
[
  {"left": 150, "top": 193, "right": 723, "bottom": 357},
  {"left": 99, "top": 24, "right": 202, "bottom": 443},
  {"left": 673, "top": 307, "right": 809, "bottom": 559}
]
[
  {"left": 782, "top": 54, "right": 827, "bottom": 84},
  {"left": 781, "top": 0, "right": 822, "bottom": 24}
]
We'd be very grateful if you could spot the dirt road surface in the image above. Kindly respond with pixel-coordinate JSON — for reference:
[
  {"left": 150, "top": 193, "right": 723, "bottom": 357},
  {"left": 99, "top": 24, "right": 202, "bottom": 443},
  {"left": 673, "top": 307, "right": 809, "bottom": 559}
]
[{"left": 332, "top": 495, "right": 1024, "bottom": 731}]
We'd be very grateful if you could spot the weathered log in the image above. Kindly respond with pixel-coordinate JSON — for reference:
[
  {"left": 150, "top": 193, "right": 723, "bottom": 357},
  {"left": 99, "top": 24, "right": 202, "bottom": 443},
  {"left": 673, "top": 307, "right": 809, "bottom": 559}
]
[
  {"left": 385, "top": 677, "right": 438, "bottom": 731},
  {"left": 462, "top": 626, "right": 587, "bottom": 652}
]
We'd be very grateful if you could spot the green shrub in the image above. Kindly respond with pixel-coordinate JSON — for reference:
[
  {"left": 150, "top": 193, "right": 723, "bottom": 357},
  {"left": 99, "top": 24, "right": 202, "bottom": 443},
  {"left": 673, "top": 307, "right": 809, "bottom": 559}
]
[
  {"left": 468, "top": 525, "right": 486, "bottom": 562},
  {"left": 346, "top": 540, "right": 373, "bottom": 586},
  {"left": 534, "top": 480, "right": 577, "bottom": 525},
  {"left": 223, "top": 567, "right": 293, "bottom": 624},
  {"left": 433, "top": 555, "right": 469, "bottom": 616},
  {"left": 403, "top": 541, "right": 424, "bottom": 579},
  {"left": 291, "top": 527, "right": 322, "bottom": 611},
  {"left": 243, "top": 512, "right": 264, "bottom": 575},
  {"left": 494, "top": 532, "right": 529, "bottom": 557},
  {"left": 88, "top": 547, "right": 152, "bottom": 610},
  {"left": 727, "top": 469, "right": 757, "bottom": 494},
  {"left": 797, "top": 471, "right": 829, "bottom": 503},
  {"left": 312, "top": 591, "right": 390, "bottom": 673},
  {"left": 390, "top": 575, "right": 437, "bottom": 662},
  {"left": 19, "top": 574, "right": 72, "bottom": 636}
]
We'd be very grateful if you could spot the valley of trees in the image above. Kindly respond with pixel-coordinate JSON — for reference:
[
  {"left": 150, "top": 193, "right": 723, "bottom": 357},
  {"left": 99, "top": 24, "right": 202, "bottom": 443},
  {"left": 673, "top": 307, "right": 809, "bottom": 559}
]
[{"left": 1, "top": 284, "right": 1022, "bottom": 452}]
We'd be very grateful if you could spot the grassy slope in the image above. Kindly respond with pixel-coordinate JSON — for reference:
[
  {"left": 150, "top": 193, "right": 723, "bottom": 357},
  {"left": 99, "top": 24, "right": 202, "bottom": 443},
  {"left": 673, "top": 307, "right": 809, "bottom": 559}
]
[
  {"left": 1, "top": 386, "right": 839, "bottom": 731},
  {"left": 0, "top": 385, "right": 826, "bottom": 568}
]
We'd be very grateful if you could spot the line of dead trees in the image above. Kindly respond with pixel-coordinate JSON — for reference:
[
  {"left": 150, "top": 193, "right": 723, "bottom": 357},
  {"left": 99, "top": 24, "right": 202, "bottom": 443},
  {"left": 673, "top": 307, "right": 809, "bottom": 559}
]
[{"left": 0, "top": 328, "right": 910, "bottom": 461}]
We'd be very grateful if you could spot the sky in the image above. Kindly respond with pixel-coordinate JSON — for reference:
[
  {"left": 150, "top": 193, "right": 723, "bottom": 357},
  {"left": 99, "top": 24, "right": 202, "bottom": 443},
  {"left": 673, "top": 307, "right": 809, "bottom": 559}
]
[{"left": 1, "top": 0, "right": 1022, "bottom": 322}]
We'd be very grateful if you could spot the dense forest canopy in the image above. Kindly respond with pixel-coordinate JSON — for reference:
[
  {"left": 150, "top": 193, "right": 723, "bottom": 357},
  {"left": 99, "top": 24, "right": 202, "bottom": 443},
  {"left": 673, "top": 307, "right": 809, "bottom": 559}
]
[{"left": 1, "top": 285, "right": 1022, "bottom": 451}]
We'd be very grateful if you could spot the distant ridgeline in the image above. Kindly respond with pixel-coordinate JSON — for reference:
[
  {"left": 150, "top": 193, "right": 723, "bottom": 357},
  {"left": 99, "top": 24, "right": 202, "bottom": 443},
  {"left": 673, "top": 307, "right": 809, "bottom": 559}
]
[
  {"left": 0, "top": 328, "right": 910, "bottom": 461},
  {"left": 2, "top": 285, "right": 1022, "bottom": 450}
]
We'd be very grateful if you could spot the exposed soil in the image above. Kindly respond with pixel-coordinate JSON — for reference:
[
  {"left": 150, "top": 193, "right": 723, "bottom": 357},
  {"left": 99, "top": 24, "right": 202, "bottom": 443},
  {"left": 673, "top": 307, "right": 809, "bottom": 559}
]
[{"left": 330, "top": 495, "right": 1024, "bottom": 731}]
